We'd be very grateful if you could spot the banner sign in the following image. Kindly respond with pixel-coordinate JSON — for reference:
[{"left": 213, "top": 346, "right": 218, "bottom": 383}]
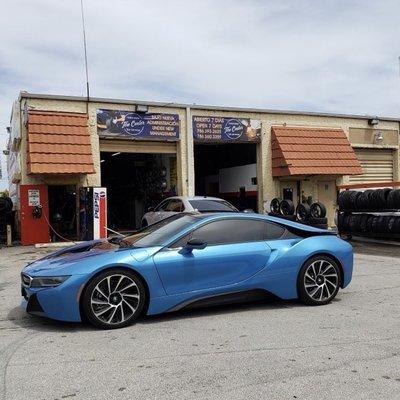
[
  {"left": 97, "top": 109, "right": 179, "bottom": 140},
  {"left": 192, "top": 116, "right": 261, "bottom": 142}
]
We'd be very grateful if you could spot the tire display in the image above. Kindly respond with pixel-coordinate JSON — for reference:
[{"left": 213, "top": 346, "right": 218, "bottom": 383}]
[
  {"left": 296, "top": 203, "right": 310, "bottom": 222},
  {"left": 338, "top": 188, "right": 399, "bottom": 211},
  {"left": 279, "top": 199, "right": 295, "bottom": 216},
  {"left": 310, "top": 202, "right": 326, "bottom": 218},
  {"left": 270, "top": 198, "right": 281, "bottom": 214},
  {"left": 337, "top": 187, "right": 400, "bottom": 239}
]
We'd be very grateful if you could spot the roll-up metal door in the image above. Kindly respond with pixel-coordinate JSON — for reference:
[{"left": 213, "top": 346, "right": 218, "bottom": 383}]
[
  {"left": 349, "top": 148, "right": 394, "bottom": 183},
  {"left": 99, "top": 139, "right": 177, "bottom": 154}
]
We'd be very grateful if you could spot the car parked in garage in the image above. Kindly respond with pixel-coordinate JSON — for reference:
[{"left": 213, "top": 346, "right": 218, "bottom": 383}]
[{"left": 141, "top": 196, "right": 238, "bottom": 227}]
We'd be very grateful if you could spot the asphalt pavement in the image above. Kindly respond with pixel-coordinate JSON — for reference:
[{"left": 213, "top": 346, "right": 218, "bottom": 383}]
[{"left": 0, "top": 242, "right": 400, "bottom": 400}]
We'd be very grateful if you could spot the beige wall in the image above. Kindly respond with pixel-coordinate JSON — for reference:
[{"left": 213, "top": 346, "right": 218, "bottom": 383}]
[{"left": 14, "top": 95, "right": 400, "bottom": 223}]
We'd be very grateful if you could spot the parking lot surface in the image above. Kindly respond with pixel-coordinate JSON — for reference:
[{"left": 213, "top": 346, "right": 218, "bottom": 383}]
[{"left": 1, "top": 242, "right": 400, "bottom": 400}]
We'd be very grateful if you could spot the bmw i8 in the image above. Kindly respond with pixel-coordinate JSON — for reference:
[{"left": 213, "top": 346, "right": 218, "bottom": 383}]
[{"left": 21, "top": 213, "right": 353, "bottom": 329}]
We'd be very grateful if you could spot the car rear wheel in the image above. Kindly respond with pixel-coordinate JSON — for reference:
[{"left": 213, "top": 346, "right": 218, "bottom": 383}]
[
  {"left": 298, "top": 256, "right": 340, "bottom": 305},
  {"left": 82, "top": 269, "right": 146, "bottom": 329}
]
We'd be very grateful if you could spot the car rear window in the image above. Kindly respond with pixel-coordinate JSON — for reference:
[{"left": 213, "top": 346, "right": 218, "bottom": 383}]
[{"left": 189, "top": 199, "right": 237, "bottom": 212}]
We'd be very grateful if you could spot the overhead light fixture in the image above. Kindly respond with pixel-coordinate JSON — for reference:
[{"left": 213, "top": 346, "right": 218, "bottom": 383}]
[
  {"left": 111, "top": 152, "right": 121, "bottom": 157},
  {"left": 375, "top": 131, "right": 384, "bottom": 143},
  {"left": 368, "top": 117, "right": 379, "bottom": 126},
  {"left": 135, "top": 104, "right": 149, "bottom": 113},
  {"left": 100, "top": 159, "right": 105, "bottom": 163}
]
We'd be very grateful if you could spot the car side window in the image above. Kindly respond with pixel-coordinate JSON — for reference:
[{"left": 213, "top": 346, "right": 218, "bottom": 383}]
[
  {"left": 265, "top": 222, "right": 285, "bottom": 240},
  {"left": 166, "top": 199, "right": 183, "bottom": 212},
  {"left": 170, "top": 219, "right": 286, "bottom": 249},
  {"left": 155, "top": 200, "right": 170, "bottom": 211}
]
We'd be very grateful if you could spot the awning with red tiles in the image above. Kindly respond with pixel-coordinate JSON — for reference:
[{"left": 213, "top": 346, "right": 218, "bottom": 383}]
[
  {"left": 27, "top": 110, "right": 95, "bottom": 174},
  {"left": 271, "top": 126, "right": 362, "bottom": 177}
]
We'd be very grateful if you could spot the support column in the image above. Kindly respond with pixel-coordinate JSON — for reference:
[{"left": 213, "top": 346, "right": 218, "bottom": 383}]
[{"left": 186, "top": 107, "right": 195, "bottom": 196}]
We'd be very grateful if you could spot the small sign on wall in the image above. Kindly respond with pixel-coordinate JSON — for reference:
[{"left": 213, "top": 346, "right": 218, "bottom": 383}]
[{"left": 28, "top": 189, "right": 40, "bottom": 206}]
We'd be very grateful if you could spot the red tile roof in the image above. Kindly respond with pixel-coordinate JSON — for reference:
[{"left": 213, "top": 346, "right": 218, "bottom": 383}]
[
  {"left": 27, "top": 110, "right": 95, "bottom": 174},
  {"left": 271, "top": 126, "right": 362, "bottom": 177}
]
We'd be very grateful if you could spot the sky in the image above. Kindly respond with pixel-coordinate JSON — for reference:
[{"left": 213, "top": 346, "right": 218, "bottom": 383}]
[{"left": 0, "top": 0, "right": 400, "bottom": 183}]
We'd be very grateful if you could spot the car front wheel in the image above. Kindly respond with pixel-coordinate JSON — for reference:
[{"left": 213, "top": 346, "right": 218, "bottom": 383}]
[
  {"left": 82, "top": 269, "right": 146, "bottom": 329},
  {"left": 298, "top": 256, "right": 341, "bottom": 305}
]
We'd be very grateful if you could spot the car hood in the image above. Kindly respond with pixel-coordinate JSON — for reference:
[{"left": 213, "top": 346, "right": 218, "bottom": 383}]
[{"left": 23, "top": 239, "right": 161, "bottom": 276}]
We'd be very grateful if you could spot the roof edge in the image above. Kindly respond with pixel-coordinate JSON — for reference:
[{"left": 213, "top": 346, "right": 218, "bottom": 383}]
[{"left": 18, "top": 91, "right": 400, "bottom": 122}]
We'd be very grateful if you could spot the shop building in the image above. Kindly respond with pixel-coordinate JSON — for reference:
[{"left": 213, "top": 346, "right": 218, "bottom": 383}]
[{"left": 6, "top": 92, "right": 400, "bottom": 245}]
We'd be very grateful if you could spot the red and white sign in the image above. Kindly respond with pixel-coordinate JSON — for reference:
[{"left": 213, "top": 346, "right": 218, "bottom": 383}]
[{"left": 93, "top": 187, "right": 107, "bottom": 239}]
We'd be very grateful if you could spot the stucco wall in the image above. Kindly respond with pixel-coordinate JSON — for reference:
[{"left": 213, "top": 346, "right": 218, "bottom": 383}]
[{"left": 12, "top": 95, "right": 400, "bottom": 222}]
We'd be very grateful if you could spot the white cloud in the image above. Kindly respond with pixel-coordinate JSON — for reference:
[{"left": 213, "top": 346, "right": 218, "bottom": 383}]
[{"left": 0, "top": 0, "right": 399, "bottom": 155}]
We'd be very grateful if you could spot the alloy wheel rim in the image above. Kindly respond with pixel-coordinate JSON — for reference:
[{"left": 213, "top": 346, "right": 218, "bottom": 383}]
[
  {"left": 304, "top": 260, "right": 338, "bottom": 302},
  {"left": 90, "top": 274, "right": 140, "bottom": 325}
]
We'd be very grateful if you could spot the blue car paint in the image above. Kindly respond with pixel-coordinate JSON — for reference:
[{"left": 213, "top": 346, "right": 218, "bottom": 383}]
[{"left": 21, "top": 213, "right": 354, "bottom": 322}]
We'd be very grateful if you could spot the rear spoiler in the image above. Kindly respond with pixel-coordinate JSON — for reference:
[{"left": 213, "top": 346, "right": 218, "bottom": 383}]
[{"left": 285, "top": 225, "right": 336, "bottom": 238}]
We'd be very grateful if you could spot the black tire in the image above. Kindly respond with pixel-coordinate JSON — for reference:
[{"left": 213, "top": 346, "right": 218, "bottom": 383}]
[
  {"left": 350, "top": 191, "right": 361, "bottom": 209},
  {"left": 310, "top": 202, "right": 326, "bottom": 218},
  {"left": 387, "top": 190, "right": 400, "bottom": 209},
  {"left": 141, "top": 219, "right": 148, "bottom": 229},
  {"left": 338, "top": 191, "right": 354, "bottom": 210},
  {"left": 82, "top": 269, "right": 146, "bottom": 329},
  {"left": 297, "top": 255, "right": 341, "bottom": 305},
  {"left": 270, "top": 198, "right": 281, "bottom": 213},
  {"left": 356, "top": 191, "right": 372, "bottom": 210},
  {"left": 358, "top": 214, "right": 370, "bottom": 232},
  {"left": 387, "top": 216, "right": 397, "bottom": 233},
  {"left": 296, "top": 203, "right": 310, "bottom": 222},
  {"left": 279, "top": 199, "right": 295, "bottom": 215}
]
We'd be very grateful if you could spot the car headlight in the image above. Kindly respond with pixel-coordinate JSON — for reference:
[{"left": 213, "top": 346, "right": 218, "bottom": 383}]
[{"left": 30, "top": 276, "right": 71, "bottom": 287}]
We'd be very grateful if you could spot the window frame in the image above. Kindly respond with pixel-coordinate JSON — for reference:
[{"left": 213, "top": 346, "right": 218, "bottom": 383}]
[
  {"left": 155, "top": 199, "right": 171, "bottom": 212},
  {"left": 167, "top": 217, "right": 286, "bottom": 249},
  {"left": 166, "top": 199, "right": 184, "bottom": 212}
]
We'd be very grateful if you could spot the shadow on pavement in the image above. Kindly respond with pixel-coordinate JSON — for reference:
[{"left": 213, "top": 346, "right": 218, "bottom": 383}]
[{"left": 8, "top": 296, "right": 309, "bottom": 332}]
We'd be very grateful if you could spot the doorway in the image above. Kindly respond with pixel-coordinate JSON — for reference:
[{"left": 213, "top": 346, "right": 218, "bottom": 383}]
[
  {"left": 100, "top": 151, "right": 177, "bottom": 231},
  {"left": 48, "top": 185, "right": 78, "bottom": 241},
  {"left": 194, "top": 143, "right": 258, "bottom": 211}
]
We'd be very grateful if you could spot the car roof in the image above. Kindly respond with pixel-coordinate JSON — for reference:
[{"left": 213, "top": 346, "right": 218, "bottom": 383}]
[
  {"left": 162, "top": 196, "right": 228, "bottom": 201},
  {"left": 193, "top": 212, "right": 333, "bottom": 234}
]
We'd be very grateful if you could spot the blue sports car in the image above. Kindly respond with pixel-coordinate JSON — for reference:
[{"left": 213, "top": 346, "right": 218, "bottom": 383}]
[{"left": 21, "top": 213, "right": 353, "bottom": 329}]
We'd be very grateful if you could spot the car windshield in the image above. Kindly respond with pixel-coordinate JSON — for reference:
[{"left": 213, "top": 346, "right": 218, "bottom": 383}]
[
  {"left": 120, "top": 214, "right": 200, "bottom": 248},
  {"left": 189, "top": 199, "right": 238, "bottom": 212}
]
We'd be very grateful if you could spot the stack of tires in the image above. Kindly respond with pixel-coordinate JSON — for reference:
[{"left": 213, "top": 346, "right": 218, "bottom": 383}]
[
  {"left": 337, "top": 188, "right": 400, "bottom": 238},
  {"left": 0, "top": 196, "right": 13, "bottom": 243},
  {"left": 269, "top": 198, "right": 328, "bottom": 229},
  {"left": 338, "top": 188, "right": 400, "bottom": 211}
]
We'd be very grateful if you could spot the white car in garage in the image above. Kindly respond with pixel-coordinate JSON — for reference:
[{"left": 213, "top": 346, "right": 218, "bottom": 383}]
[{"left": 141, "top": 196, "right": 238, "bottom": 227}]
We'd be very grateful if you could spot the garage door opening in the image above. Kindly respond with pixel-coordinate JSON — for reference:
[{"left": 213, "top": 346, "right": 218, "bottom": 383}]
[
  {"left": 194, "top": 143, "right": 258, "bottom": 211},
  {"left": 100, "top": 152, "right": 177, "bottom": 232}
]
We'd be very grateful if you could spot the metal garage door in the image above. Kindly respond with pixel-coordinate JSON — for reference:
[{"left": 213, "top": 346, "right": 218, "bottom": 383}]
[{"left": 349, "top": 148, "right": 394, "bottom": 183}]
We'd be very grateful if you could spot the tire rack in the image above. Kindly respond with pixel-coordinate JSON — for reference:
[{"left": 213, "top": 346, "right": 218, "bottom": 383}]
[{"left": 337, "top": 180, "right": 400, "bottom": 240}]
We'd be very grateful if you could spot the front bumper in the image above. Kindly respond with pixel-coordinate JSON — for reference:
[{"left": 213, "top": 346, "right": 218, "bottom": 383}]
[{"left": 20, "top": 274, "right": 87, "bottom": 322}]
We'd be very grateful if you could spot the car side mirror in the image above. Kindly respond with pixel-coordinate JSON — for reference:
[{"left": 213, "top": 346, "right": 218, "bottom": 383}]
[
  {"left": 147, "top": 206, "right": 154, "bottom": 212},
  {"left": 179, "top": 238, "right": 207, "bottom": 254}
]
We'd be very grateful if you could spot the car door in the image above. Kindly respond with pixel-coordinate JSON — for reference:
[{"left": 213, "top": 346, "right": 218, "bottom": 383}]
[{"left": 153, "top": 218, "right": 272, "bottom": 295}]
